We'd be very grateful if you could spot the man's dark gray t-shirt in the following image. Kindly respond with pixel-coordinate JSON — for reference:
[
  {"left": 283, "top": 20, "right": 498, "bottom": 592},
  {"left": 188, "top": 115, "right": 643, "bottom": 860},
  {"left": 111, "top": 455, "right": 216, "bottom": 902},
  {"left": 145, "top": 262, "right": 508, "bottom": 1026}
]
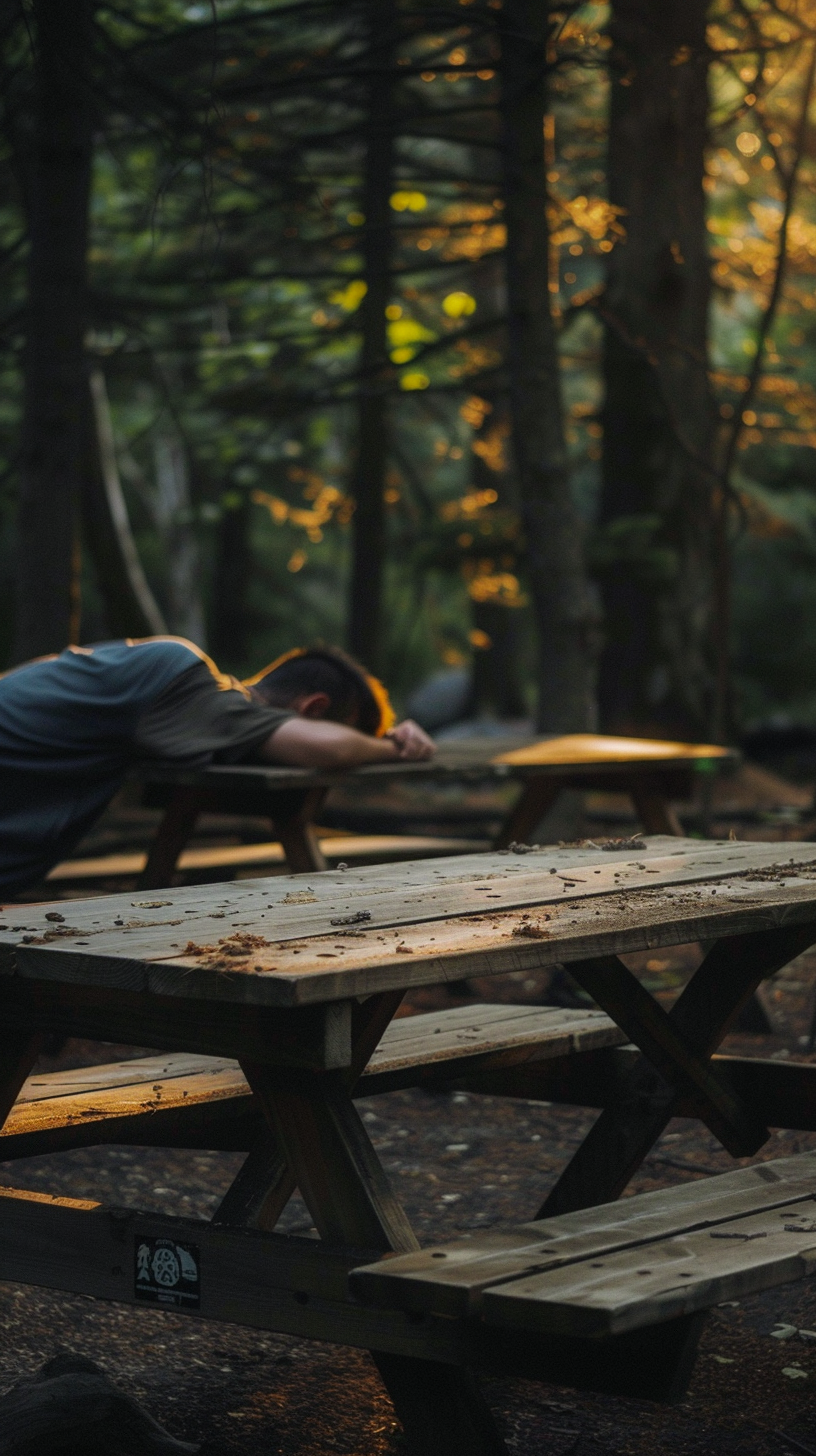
[{"left": 0, "top": 637, "right": 292, "bottom": 893}]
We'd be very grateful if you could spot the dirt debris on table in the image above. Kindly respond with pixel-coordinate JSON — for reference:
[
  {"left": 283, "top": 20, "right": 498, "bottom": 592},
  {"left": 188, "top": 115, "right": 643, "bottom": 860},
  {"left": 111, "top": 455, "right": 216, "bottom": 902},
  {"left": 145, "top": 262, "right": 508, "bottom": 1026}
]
[{"left": 180, "top": 932, "right": 275, "bottom": 972}]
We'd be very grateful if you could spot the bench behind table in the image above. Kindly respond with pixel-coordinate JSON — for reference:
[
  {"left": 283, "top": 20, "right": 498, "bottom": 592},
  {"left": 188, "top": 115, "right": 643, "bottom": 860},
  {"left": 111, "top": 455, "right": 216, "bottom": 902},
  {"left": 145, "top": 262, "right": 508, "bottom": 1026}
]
[
  {"left": 0, "top": 1004, "right": 628, "bottom": 1159},
  {"left": 135, "top": 737, "right": 735, "bottom": 885},
  {"left": 6, "top": 1000, "right": 816, "bottom": 1162}
]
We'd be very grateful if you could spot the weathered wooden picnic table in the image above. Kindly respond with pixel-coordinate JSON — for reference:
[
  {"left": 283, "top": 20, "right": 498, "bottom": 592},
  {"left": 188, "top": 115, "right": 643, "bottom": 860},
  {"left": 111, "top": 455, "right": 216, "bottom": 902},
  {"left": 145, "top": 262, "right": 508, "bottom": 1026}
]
[
  {"left": 2, "top": 834, "right": 816, "bottom": 1453},
  {"left": 136, "top": 731, "right": 735, "bottom": 883}
]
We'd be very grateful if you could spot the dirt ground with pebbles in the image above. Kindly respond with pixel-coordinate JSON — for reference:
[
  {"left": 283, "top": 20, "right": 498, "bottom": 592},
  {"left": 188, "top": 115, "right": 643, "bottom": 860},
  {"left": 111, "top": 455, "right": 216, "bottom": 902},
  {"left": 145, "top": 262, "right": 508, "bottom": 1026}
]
[{"left": 7, "top": 784, "right": 816, "bottom": 1453}]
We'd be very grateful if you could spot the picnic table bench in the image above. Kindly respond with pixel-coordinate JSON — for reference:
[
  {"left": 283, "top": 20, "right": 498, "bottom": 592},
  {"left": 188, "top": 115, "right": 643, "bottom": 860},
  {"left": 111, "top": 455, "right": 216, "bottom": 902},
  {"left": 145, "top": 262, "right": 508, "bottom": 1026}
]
[
  {"left": 135, "top": 732, "right": 735, "bottom": 883},
  {"left": 2, "top": 834, "right": 816, "bottom": 1453}
]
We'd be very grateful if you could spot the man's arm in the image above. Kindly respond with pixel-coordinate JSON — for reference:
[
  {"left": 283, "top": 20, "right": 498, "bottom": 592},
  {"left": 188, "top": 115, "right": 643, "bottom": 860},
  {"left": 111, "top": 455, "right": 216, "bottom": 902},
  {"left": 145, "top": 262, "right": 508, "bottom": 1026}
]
[{"left": 258, "top": 717, "right": 434, "bottom": 769}]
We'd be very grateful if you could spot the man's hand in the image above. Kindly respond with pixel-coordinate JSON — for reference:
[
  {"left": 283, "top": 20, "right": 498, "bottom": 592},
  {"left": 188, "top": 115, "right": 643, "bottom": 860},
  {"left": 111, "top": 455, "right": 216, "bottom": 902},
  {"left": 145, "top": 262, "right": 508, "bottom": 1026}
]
[
  {"left": 385, "top": 719, "right": 435, "bottom": 761},
  {"left": 260, "top": 715, "right": 434, "bottom": 768}
]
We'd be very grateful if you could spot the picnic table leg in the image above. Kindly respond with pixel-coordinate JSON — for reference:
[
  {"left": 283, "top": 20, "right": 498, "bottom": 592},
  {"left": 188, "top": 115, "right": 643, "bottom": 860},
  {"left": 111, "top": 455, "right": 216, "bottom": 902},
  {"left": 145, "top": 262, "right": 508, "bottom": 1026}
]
[
  {"left": 0, "top": 1030, "right": 45, "bottom": 1129},
  {"left": 211, "top": 1131, "right": 294, "bottom": 1231},
  {"left": 138, "top": 786, "right": 208, "bottom": 890},
  {"left": 538, "top": 921, "right": 816, "bottom": 1218},
  {"left": 212, "top": 993, "right": 404, "bottom": 1233},
  {"left": 242, "top": 1061, "right": 506, "bottom": 1456},
  {"left": 627, "top": 773, "right": 684, "bottom": 836},
  {"left": 493, "top": 777, "right": 562, "bottom": 849},
  {"left": 273, "top": 787, "right": 330, "bottom": 873}
]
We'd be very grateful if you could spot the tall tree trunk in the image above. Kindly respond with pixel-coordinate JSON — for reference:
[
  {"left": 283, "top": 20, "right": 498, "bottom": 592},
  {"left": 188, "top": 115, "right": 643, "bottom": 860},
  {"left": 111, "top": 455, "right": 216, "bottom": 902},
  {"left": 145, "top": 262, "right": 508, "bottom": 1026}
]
[
  {"left": 499, "top": 0, "right": 597, "bottom": 733},
  {"left": 347, "top": 0, "right": 395, "bottom": 673},
  {"left": 210, "top": 491, "right": 252, "bottom": 669},
  {"left": 14, "top": 0, "right": 92, "bottom": 661},
  {"left": 153, "top": 428, "right": 207, "bottom": 647},
  {"left": 468, "top": 395, "right": 526, "bottom": 719},
  {"left": 82, "top": 371, "right": 167, "bottom": 639},
  {"left": 598, "top": 0, "right": 713, "bottom": 736}
]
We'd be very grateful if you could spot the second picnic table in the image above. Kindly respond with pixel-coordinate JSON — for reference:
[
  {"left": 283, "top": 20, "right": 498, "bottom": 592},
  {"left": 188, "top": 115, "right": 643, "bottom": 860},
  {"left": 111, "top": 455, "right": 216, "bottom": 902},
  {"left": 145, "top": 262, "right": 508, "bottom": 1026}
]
[
  {"left": 2, "top": 836, "right": 816, "bottom": 1451},
  {"left": 135, "top": 731, "right": 735, "bottom": 883}
]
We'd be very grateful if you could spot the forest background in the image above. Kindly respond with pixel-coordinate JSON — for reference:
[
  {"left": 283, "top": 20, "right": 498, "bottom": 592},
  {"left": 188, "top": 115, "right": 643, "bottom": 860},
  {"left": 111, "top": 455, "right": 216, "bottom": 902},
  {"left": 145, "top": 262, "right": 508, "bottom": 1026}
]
[{"left": 1, "top": 0, "right": 815, "bottom": 744}]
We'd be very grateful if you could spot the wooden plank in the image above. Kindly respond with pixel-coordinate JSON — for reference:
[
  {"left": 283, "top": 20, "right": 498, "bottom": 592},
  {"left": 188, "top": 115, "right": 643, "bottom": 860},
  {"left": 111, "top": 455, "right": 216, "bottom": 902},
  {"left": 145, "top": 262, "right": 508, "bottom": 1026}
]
[
  {"left": 22, "top": 838, "right": 737, "bottom": 953},
  {"left": 2, "top": 1065, "right": 251, "bottom": 1141},
  {"left": 15, "top": 835, "right": 741, "bottom": 945},
  {"left": 0, "top": 1184, "right": 704, "bottom": 1403},
  {"left": 0, "top": 1187, "right": 467, "bottom": 1363},
  {"left": 482, "top": 1202, "right": 816, "bottom": 1338},
  {"left": 350, "top": 1152, "right": 816, "bottom": 1318},
  {"left": 0, "top": 1006, "right": 623, "bottom": 1159},
  {"left": 5, "top": 875, "right": 816, "bottom": 1010},
  {"left": 0, "top": 1006, "right": 625, "bottom": 1153},
  {"left": 15, "top": 1052, "right": 236, "bottom": 1102},
  {"left": 136, "top": 737, "right": 736, "bottom": 797},
  {"left": 0, "top": 984, "right": 355, "bottom": 1067},
  {"left": 11, "top": 1028, "right": 816, "bottom": 1166},
  {"left": 365, "top": 1004, "right": 626, "bottom": 1076},
  {"left": 6, "top": 840, "right": 816, "bottom": 1008}
]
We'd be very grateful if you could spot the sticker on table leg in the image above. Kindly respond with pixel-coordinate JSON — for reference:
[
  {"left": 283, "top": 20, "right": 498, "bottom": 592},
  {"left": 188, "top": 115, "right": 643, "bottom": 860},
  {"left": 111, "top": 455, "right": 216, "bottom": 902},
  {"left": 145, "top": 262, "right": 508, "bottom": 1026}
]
[{"left": 135, "top": 1236, "right": 200, "bottom": 1308}]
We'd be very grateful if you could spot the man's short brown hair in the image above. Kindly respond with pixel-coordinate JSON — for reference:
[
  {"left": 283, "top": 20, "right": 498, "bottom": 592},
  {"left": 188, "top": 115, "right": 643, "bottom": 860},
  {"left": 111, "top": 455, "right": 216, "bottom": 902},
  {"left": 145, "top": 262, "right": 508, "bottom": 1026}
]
[{"left": 245, "top": 647, "right": 389, "bottom": 735}]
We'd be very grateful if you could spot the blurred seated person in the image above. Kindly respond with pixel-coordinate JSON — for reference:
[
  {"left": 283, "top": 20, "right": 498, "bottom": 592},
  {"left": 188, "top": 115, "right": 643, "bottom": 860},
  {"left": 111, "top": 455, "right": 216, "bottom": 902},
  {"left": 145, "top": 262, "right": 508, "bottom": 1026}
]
[{"left": 0, "top": 636, "right": 433, "bottom": 893}]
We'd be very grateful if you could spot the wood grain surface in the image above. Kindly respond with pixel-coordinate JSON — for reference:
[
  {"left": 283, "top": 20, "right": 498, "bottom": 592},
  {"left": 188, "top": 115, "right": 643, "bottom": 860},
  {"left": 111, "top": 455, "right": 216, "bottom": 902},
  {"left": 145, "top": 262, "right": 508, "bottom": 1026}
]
[
  {"left": 350, "top": 1152, "right": 816, "bottom": 1320},
  {"left": 3, "top": 838, "right": 816, "bottom": 1007}
]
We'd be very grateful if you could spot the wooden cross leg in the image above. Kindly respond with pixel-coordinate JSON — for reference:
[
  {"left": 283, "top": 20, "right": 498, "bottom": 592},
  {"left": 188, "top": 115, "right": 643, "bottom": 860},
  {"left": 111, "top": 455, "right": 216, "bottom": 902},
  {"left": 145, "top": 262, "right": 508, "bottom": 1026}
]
[
  {"left": 0, "top": 1030, "right": 46, "bottom": 1129},
  {"left": 493, "top": 769, "right": 684, "bottom": 850},
  {"left": 239, "top": 1064, "right": 506, "bottom": 1456},
  {"left": 223, "top": 986, "right": 505, "bottom": 1456},
  {"left": 540, "top": 922, "right": 816, "bottom": 1218},
  {"left": 138, "top": 783, "right": 330, "bottom": 889}
]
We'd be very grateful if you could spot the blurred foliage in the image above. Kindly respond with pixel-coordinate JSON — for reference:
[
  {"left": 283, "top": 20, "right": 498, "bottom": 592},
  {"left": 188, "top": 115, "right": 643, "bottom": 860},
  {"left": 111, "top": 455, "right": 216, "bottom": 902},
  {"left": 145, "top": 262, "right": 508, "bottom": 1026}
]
[{"left": 3, "top": 0, "right": 816, "bottom": 725}]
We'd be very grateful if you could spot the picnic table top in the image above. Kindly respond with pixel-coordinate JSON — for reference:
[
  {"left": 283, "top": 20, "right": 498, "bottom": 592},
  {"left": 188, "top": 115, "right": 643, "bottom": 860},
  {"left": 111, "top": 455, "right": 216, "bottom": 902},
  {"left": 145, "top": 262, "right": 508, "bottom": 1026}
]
[
  {"left": 135, "top": 732, "right": 736, "bottom": 791},
  {"left": 3, "top": 835, "right": 816, "bottom": 1010}
]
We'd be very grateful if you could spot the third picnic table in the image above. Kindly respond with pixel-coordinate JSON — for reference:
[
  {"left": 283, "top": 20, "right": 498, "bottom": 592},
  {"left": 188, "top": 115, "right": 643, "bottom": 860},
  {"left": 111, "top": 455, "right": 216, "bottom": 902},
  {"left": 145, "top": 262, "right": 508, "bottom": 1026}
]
[{"left": 1, "top": 833, "right": 814, "bottom": 1453}]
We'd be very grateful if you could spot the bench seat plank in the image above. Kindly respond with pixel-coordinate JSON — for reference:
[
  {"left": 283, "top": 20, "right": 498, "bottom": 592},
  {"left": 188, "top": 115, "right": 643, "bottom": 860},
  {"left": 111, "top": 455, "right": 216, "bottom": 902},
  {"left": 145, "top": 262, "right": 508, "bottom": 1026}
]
[
  {"left": 16, "top": 1053, "right": 237, "bottom": 1103},
  {"left": 364, "top": 1004, "right": 626, "bottom": 1075},
  {"left": 482, "top": 1201, "right": 816, "bottom": 1337},
  {"left": 0, "top": 1005, "right": 624, "bottom": 1158},
  {"left": 350, "top": 1153, "right": 816, "bottom": 1317}
]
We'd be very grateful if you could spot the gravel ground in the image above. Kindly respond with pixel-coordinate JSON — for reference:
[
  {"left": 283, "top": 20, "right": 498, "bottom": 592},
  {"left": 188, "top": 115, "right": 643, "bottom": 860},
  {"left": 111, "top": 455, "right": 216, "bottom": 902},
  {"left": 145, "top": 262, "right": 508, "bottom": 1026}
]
[{"left": 7, "top": 837, "right": 816, "bottom": 1450}]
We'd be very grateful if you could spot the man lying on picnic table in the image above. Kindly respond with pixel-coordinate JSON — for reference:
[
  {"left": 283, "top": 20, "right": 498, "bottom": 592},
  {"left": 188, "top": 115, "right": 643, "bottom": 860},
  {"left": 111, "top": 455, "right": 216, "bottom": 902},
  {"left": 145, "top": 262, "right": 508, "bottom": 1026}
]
[{"left": 0, "top": 635, "right": 434, "bottom": 893}]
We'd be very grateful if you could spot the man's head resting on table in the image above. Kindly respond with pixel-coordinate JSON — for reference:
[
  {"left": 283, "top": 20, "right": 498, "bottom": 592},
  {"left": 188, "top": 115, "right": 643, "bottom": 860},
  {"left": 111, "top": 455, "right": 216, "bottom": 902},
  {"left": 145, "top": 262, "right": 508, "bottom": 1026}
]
[
  {"left": 242, "top": 645, "right": 434, "bottom": 767},
  {"left": 245, "top": 646, "right": 392, "bottom": 735}
]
